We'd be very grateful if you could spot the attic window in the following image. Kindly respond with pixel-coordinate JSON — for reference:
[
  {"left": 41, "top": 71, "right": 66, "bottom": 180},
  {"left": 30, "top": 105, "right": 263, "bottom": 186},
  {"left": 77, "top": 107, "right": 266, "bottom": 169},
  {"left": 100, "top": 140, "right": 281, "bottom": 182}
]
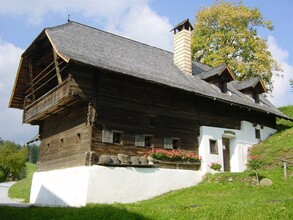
[
  {"left": 164, "top": 137, "right": 181, "bottom": 149},
  {"left": 253, "top": 92, "right": 260, "bottom": 103},
  {"left": 135, "top": 134, "right": 154, "bottom": 148},
  {"left": 220, "top": 81, "right": 227, "bottom": 93}
]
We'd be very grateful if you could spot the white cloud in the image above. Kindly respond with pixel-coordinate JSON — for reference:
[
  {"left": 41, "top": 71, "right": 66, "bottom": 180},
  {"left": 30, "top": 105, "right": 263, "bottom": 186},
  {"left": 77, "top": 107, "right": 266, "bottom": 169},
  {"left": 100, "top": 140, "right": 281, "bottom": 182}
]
[
  {"left": 0, "top": 39, "right": 38, "bottom": 144},
  {"left": 267, "top": 36, "right": 293, "bottom": 107},
  {"left": 0, "top": 0, "right": 173, "bottom": 50}
]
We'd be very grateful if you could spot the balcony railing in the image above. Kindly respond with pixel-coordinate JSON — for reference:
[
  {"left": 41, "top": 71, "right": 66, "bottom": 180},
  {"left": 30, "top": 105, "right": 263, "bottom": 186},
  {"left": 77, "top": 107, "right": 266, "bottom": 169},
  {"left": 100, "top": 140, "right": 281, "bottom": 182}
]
[{"left": 24, "top": 78, "right": 78, "bottom": 124}]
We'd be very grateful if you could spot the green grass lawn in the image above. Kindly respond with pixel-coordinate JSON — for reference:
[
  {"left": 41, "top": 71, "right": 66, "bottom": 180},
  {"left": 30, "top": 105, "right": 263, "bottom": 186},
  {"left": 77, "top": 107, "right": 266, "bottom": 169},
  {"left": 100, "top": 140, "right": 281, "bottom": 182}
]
[
  {"left": 2, "top": 106, "right": 293, "bottom": 219},
  {"left": 8, "top": 162, "right": 36, "bottom": 203}
]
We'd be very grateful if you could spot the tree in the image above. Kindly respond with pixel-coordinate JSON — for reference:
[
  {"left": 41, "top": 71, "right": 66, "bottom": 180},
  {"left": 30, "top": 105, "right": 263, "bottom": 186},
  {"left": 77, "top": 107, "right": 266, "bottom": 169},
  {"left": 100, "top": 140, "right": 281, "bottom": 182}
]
[
  {"left": 290, "top": 79, "right": 293, "bottom": 90},
  {"left": 191, "top": 1, "right": 281, "bottom": 93},
  {"left": 27, "top": 144, "right": 40, "bottom": 164},
  {"left": 0, "top": 140, "right": 28, "bottom": 181}
]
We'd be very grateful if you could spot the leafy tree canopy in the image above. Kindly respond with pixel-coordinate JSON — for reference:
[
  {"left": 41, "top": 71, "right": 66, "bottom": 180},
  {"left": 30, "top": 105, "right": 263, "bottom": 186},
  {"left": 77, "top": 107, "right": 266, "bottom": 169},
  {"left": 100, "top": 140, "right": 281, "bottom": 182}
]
[
  {"left": 0, "top": 140, "right": 27, "bottom": 181},
  {"left": 192, "top": 1, "right": 281, "bottom": 93}
]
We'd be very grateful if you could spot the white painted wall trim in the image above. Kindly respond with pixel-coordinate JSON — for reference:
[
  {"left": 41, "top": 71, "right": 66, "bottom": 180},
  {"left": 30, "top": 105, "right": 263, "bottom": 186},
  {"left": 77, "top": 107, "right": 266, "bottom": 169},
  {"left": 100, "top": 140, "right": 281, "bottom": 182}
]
[
  {"left": 30, "top": 165, "right": 204, "bottom": 207},
  {"left": 199, "top": 120, "right": 276, "bottom": 173}
]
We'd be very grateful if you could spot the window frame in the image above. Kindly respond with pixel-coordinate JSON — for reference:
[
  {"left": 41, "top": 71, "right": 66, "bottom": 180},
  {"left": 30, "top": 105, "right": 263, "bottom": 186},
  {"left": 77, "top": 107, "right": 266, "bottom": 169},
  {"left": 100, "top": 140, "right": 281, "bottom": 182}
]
[
  {"left": 255, "top": 129, "right": 261, "bottom": 139},
  {"left": 209, "top": 139, "right": 218, "bottom": 155},
  {"left": 113, "top": 130, "right": 123, "bottom": 145},
  {"left": 164, "top": 137, "right": 181, "bottom": 149},
  {"left": 102, "top": 130, "right": 124, "bottom": 145},
  {"left": 135, "top": 134, "right": 154, "bottom": 148}
]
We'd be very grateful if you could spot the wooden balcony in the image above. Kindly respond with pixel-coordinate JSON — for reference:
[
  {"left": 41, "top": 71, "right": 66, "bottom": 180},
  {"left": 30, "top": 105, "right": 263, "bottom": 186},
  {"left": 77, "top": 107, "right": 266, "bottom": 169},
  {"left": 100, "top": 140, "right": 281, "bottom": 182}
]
[{"left": 24, "top": 79, "right": 79, "bottom": 124}]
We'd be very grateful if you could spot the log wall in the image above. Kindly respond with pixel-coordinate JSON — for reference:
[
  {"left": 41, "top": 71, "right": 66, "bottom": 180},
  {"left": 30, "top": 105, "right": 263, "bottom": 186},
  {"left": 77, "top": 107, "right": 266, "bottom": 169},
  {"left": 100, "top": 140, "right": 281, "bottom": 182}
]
[{"left": 38, "top": 102, "right": 91, "bottom": 171}]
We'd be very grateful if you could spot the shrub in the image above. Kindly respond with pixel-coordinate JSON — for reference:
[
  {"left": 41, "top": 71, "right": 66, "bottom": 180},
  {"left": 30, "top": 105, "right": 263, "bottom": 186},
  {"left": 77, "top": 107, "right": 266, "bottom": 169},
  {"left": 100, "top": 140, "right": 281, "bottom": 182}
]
[
  {"left": 247, "top": 155, "right": 262, "bottom": 171},
  {"left": 210, "top": 162, "right": 222, "bottom": 171}
]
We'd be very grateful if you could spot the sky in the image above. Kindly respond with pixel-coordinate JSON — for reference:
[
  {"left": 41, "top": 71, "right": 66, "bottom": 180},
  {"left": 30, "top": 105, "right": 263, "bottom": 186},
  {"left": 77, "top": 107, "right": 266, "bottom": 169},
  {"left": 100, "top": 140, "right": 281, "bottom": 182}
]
[{"left": 0, "top": 0, "right": 292, "bottom": 144}]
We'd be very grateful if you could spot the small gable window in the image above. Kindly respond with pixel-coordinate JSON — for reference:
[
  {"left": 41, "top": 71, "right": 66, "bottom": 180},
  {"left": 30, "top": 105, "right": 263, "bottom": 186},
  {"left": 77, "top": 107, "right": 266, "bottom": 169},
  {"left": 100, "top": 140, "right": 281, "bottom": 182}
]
[
  {"left": 253, "top": 92, "right": 260, "bottom": 103},
  {"left": 135, "top": 134, "right": 154, "bottom": 148},
  {"left": 220, "top": 81, "right": 227, "bottom": 93}
]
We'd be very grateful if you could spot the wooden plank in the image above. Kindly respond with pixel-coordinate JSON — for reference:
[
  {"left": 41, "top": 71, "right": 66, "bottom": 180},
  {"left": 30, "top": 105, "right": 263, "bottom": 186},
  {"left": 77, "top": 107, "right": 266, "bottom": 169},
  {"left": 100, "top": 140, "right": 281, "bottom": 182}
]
[
  {"left": 28, "top": 59, "right": 36, "bottom": 101},
  {"left": 53, "top": 49, "right": 62, "bottom": 84}
]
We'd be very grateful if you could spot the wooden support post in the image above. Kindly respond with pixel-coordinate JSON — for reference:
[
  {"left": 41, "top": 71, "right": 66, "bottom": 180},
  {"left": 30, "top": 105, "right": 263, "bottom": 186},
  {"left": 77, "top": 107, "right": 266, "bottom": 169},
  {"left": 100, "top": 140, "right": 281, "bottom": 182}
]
[
  {"left": 28, "top": 60, "right": 36, "bottom": 101},
  {"left": 284, "top": 162, "right": 288, "bottom": 179},
  {"left": 53, "top": 49, "right": 62, "bottom": 84}
]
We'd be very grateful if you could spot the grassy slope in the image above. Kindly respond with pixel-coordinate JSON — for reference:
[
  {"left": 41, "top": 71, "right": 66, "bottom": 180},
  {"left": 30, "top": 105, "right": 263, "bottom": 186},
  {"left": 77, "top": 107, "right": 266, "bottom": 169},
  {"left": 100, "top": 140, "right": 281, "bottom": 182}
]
[
  {"left": 8, "top": 162, "right": 36, "bottom": 203},
  {"left": 250, "top": 105, "right": 293, "bottom": 168},
  {"left": 2, "top": 106, "right": 293, "bottom": 219}
]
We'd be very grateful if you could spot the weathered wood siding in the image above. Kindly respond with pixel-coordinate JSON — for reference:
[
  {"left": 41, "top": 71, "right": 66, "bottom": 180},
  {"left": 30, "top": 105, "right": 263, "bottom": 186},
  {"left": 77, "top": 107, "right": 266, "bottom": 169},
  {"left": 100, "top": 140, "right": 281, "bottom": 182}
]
[
  {"left": 37, "top": 63, "right": 276, "bottom": 169},
  {"left": 91, "top": 69, "right": 276, "bottom": 157},
  {"left": 38, "top": 102, "right": 91, "bottom": 171},
  {"left": 92, "top": 70, "right": 200, "bottom": 156}
]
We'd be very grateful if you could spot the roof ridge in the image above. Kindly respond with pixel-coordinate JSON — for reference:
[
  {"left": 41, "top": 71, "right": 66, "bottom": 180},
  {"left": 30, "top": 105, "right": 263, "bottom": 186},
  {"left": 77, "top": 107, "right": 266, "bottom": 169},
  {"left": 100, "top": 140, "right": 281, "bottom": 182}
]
[{"left": 57, "top": 21, "right": 174, "bottom": 55}]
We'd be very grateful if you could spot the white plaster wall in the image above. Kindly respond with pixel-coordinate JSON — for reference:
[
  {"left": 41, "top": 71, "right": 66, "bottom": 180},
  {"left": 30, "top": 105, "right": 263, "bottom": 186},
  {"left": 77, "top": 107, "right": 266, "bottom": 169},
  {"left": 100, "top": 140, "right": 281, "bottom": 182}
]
[
  {"left": 199, "top": 120, "right": 276, "bottom": 173},
  {"left": 30, "top": 166, "right": 90, "bottom": 207},
  {"left": 30, "top": 165, "right": 203, "bottom": 207}
]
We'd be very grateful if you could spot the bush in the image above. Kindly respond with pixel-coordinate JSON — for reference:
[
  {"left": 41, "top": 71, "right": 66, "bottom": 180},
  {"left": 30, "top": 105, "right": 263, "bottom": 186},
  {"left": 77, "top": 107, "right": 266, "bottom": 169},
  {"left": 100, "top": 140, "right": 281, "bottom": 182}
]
[
  {"left": 210, "top": 162, "right": 222, "bottom": 171},
  {"left": 0, "top": 170, "right": 5, "bottom": 182},
  {"left": 0, "top": 140, "right": 28, "bottom": 181}
]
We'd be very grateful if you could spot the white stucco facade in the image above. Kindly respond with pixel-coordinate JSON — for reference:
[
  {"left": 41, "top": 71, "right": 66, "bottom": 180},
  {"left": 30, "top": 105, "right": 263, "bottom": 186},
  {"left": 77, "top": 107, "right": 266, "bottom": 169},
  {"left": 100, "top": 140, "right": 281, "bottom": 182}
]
[
  {"left": 30, "top": 165, "right": 203, "bottom": 207},
  {"left": 198, "top": 120, "right": 276, "bottom": 173}
]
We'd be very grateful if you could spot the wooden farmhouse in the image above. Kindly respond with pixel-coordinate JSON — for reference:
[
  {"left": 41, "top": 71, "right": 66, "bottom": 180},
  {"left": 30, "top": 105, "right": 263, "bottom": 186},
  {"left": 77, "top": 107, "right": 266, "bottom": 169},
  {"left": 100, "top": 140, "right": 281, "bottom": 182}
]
[{"left": 9, "top": 19, "right": 292, "bottom": 206}]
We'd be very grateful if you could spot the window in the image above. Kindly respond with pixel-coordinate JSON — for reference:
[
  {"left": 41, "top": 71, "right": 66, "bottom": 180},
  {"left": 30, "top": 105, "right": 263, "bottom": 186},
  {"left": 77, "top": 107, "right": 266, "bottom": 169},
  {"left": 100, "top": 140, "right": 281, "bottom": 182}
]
[
  {"left": 220, "top": 81, "right": 227, "bottom": 93},
  {"left": 164, "top": 137, "right": 181, "bottom": 149},
  {"left": 102, "top": 130, "right": 123, "bottom": 144},
  {"left": 46, "top": 142, "right": 50, "bottom": 153},
  {"left": 172, "top": 138, "right": 180, "bottom": 149},
  {"left": 135, "top": 134, "right": 154, "bottom": 148},
  {"left": 255, "top": 129, "right": 261, "bottom": 139},
  {"left": 253, "top": 92, "right": 260, "bottom": 103},
  {"left": 76, "top": 133, "right": 81, "bottom": 144},
  {"left": 113, "top": 131, "right": 123, "bottom": 144},
  {"left": 209, "top": 139, "right": 218, "bottom": 154},
  {"left": 59, "top": 138, "right": 64, "bottom": 149}
]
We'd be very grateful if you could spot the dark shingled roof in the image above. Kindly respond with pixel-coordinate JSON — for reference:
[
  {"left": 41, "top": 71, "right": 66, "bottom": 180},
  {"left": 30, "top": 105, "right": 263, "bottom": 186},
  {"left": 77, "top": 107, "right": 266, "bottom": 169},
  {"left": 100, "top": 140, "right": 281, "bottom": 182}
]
[
  {"left": 235, "top": 78, "right": 266, "bottom": 92},
  {"left": 192, "top": 61, "right": 212, "bottom": 75},
  {"left": 11, "top": 21, "right": 292, "bottom": 121},
  {"left": 197, "top": 63, "right": 235, "bottom": 81}
]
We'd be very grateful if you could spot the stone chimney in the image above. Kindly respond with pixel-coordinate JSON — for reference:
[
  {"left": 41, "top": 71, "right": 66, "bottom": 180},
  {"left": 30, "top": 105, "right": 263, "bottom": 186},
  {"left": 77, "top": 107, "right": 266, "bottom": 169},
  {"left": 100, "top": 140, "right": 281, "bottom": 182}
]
[{"left": 171, "top": 19, "right": 194, "bottom": 76}]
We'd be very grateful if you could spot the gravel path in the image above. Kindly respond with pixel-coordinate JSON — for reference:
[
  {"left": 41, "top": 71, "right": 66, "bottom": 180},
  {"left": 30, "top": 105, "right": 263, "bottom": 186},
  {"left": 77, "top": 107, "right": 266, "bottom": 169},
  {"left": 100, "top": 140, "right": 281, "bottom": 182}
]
[{"left": 0, "top": 182, "right": 31, "bottom": 207}]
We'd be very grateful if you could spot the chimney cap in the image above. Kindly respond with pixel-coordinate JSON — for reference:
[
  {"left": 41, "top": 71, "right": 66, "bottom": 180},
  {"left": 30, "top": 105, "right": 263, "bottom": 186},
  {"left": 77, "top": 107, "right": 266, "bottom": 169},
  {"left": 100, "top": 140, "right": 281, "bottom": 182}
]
[{"left": 170, "top": 19, "right": 194, "bottom": 33}]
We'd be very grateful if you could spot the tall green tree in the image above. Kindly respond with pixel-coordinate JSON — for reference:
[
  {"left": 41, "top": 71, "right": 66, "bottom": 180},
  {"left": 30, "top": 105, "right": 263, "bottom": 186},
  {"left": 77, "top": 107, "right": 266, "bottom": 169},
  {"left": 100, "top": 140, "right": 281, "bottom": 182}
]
[
  {"left": 27, "top": 144, "right": 40, "bottom": 164},
  {"left": 0, "top": 140, "right": 28, "bottom": 181},
  {"left": 192, "top": 1, "right": 281, "bottom": 93}
]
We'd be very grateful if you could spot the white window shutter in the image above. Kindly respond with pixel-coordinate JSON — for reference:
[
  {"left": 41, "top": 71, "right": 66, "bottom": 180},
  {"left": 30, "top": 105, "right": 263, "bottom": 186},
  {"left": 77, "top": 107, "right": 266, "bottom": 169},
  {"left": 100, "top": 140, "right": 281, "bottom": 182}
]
[
  {"left": 164, "top": 138, "right": 172, "bottom": 149},
  {"left": 102, "top": 130, "right": 113, "bottom": 143},
  {"left": 135, "top": 135, "right": 145, "bottom": 147}
]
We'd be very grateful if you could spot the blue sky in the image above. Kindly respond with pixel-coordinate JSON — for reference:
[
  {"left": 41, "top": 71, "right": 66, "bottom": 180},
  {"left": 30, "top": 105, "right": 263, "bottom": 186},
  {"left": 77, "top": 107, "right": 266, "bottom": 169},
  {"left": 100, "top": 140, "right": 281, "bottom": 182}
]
[{"left": 0, "top": 0, "right": 292, "bottom": 144}]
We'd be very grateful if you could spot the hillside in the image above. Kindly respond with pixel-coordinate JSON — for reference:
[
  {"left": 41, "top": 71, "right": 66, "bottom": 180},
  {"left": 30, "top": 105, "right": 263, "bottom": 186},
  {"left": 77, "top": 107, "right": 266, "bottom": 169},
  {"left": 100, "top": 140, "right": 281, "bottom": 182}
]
[{"left": 249, "top": 105, "right": 293, "bottom": 169}]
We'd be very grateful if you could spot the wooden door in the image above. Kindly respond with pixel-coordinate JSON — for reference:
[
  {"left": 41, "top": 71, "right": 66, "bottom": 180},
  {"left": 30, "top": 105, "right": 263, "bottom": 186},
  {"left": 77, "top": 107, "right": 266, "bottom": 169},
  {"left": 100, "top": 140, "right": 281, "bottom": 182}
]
[{"left": 222, "top": 138, "right": 230, "bottom": 171}]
